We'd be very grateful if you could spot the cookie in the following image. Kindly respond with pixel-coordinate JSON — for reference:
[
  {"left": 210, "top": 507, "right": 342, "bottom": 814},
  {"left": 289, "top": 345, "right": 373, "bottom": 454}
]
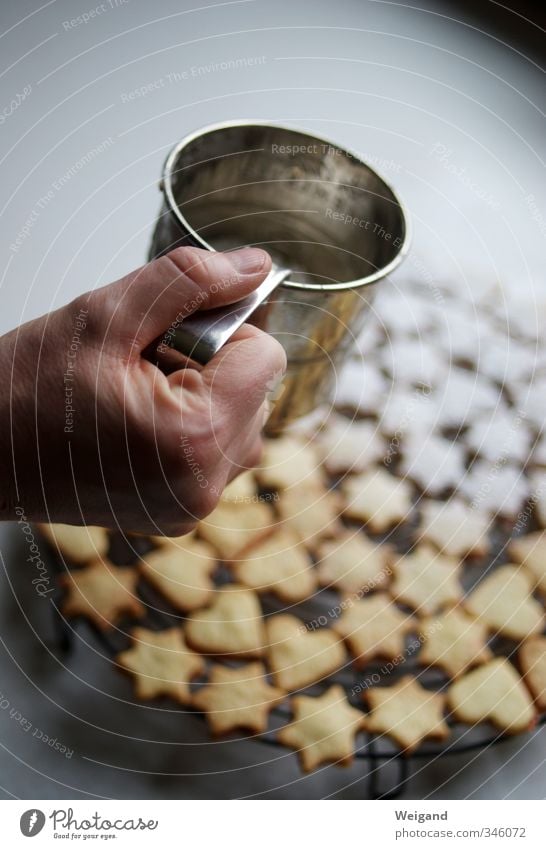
[
  {"left": 399, "top": 432, "right": 466, "bottom": 496},
  {"left": 435, "top": 368, "right": 502, "bottom": 429},
  {"left": 364, "top": 676, "right": 449, "bottom": 753},
  {"left": 458, "top": 460, "right": 529, "bottom": 518},
  {"left": 192, "top": 662, "right": 284, "bottom": 735},
  {"left": 316, "top": 531, "right": 393, "bottom": 596},
  {"left": 316, "top": 416, "right": 386, "bottom": 475},
  {"left": 447, "top": 658, "right": 536, "bottom": 734},
  {"left": 509, "top": 532, "right": 546, "bottom": 594},
  {"left": 464, "top": 565, "right": 544, "bottom": 640},
  {"left": 342, "top": 468, "right": 413, "bottom": 532},
  {"left": 220, "top": 471, "right": 257, "bottom": 504},
  {"left": 380, "top": 338, "right": 447, "bottom": 389},
  {"left": 265, "top": 614, "right": 346, "bottom": 691},
  {"left": 185, "top": 584, "right": 265, "bottom": 658},
  {"left": 198, "top": 500, "right": 276, "bottom": 559},
  {"left": 519, "top": 635, "right": 546, "bottom": 711},
  {"left": 390, "top": 544, "right": 462, "bottom": 615},
  {"left": 116, "top": 627, "right": 204, "bottom": 704},
  {"left": 277, "top": 483, "right": 343, "bottom": 547},
  {"left": 139, "top": 537, "right": 217, "bottom": 612},
  {"left": 417, "top": 498, "right": 490, "bottom": 558},
  {"left": 38, "top": 523, "right": 109, "bottom": 564},
  {"left": 334, "top": 360, "right": 386, "bottom": 413},
  {"left": 278, "top": 684, "right": 366, "bottom": 772},
  {"left": 333, "top": 593, "right": 415, "bottom": 666},
  {"left": 231, "top": 528, "right": 317, "bottom": 603},
  {"left": 466, "top": 411, "right": 530, "bottom": 466},
  {"left": 419, "top": 608, "right": 492, "bottom": 678},
  {"left": 379, "top": 388, "right": 438, "bottom": 440},
  {"left": 256, "top": 436, "right": 324, "bottom": 490},
  {"left": 60, "top": 558, "right": 144, "bottom": 630}
]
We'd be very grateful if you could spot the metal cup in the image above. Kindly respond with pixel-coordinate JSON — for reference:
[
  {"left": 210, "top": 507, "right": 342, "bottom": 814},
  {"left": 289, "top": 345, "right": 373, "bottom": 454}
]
[{"left": 149, "top": 121, "right": 410, "bottom": 432}]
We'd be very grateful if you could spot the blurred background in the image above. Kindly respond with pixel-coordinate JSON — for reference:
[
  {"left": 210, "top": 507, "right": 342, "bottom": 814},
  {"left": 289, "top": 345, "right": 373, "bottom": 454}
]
[{"left": 0, "top": 0, "right": 544, "bottom": 799}]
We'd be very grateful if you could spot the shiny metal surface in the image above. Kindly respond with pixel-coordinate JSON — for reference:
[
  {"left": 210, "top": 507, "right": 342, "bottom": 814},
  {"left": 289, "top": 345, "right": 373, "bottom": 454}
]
[
  {"left": 172, "top": 265, "right": 291, "bottom": 364},
  {"left": 149, "top": 121, "right": 410, "bottom": 430}
]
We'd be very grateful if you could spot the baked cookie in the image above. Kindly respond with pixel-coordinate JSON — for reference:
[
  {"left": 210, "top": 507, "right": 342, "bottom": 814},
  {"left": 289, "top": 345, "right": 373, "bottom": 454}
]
[
  {"left": 509, "top": 532, "right": 546, "bottom": 594},
  {"left": 265, "top": 614, "right": 346, "bottom": 691},
  {"left": 278, "top": 684, "right": 366, "bottom": 772},
  {"left": 60, "top": 559, "right": 144, "bottom": 630},
  {"left": 192, "top": 662, "right": 284, "bottom": 735},
  {"left": 417, "top": 498, "right": 490, "bottom": 558},
  {"left": 342, "top": 468, "right": 413, "bottom": 532},
  {"left": 364, "top": 676, "right": 449, "bottom": 753},
  {"left": 316, "top": 531, "right": 393, "bottom": 596},
  {"left": 220, "top": 471, "right": 257, "bottom": 504},
  {"left": 116, "top": 627, "right": 204, "bottom": 704},
  {"left": 458, "top": 460, "right": 529, "bottom": 518},
  {"left": 316, "top": 416, "right": 386, "bottom": 476},
  {"left": 38, "top": 523, "right": 109, "bottom": 564},
  {"left": 333, "top": 593, "right": 415, "bottom": 666},
  {"left": 277, "top": 483, "right": 343, "bottom": 547},
  {"left": 419, "top": 607, "right": 492, "bottom": 678},
  {"left": 399, "top": 432, "right": 465, "bottom": 496},
  {"left": 519, "top": 635, "right": 546, "bottom": 711},
  {"left": 231, "top": 528, "right": 317, "bottom": 603},
  {"left": 464, "top": 565, "right": 544, "bottom": 640},
  {"left": 256, "top": 436, "right": 324, "bottom": 490},
  {"left": 185, "top": 584, "right": 265, "bottom": 658},
  {"left": 447, "top": 658, "right": 536, "bottom": 734},
  {"left": 198, "top": 500, "right": 276, "bottom": 559},
  {"left": 390, "top": 544, "right": 462, "bottom": 615},
  {"left": 139, "top": 537, "right": 217, "bottom": 612}
]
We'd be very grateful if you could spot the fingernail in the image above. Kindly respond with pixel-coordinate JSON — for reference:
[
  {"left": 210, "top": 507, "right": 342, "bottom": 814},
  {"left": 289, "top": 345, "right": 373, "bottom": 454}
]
[{"left": 227, "top": 248, "right": 268, "bottom": 274}]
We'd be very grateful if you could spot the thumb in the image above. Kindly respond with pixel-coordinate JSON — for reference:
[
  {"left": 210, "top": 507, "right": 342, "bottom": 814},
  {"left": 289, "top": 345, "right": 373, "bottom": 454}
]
[{"left": 98, "top": 246, "right": 271, "bottom": 355}]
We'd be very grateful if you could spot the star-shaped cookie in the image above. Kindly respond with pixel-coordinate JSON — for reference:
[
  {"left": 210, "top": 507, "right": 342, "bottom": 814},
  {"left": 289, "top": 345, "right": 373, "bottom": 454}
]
[
  {"left": 139, "top": 537, "right": 217, "bottom": 612},
  {"left": 220, "top": 470, "right": 257, "bottom": 504},
  {"left": 39, "top": 523, "right": 109, "bottom": 564},
  {"left": 364, "top": 676, "right": 449, "bottom": 752},
  {"left": 419, "top": 607, "right": 492, "bottom": 678},
  {"left": 342, "top": 468, "right": 413, "bottom": 532},
  {"left": 464, "top": 565, "right": 544, "bottom": 640},
  {"left": 316, "top": 416, "right": 386, "bottom": 476},
  {"left": 198, "top": 500, "right": 276, "bottom": 559},
  {"left": 265, "top": 614, "right": 346, "bottom": 691},
  {"left": 509, "top": 532, "right": 546, "bottom": 594},
  {"left": 464, "top": 563, "right": 544, "bottom": 640},
  {"left": 277, "top": 483, "right": 343, "bottom": 548},
  {"left": 417, "top": 498, "right": 491, "bottom": 558},
  {"left": 192, "top": 662, "right": 284, "bottom": 735},
  {"left": 60, "top": 559, "right": 144, "bottom": 630},
  {"left": 231, "top": 528, "right": 317, "bottom": 603},
  {"left": 316, "top": 531, "right": 393, "bottom": 595},
  {"left": 278, "top": 684, "right": 366, "bottom": 772},
  {"left": 116, "top": 627, "right": 204, "bottom": 704},
  {"left": 256, "top": 435, "right": 324, "bottom": 490},
  {"left": 185, "top": 584, "right": 265, "bottom": 658},
  {"left": 333, "top": 593, "right": 415, "bottom": 666},
  {"left": 447, "top": 658, "right": 536, "bottom": 733},
  {"left": 390, "top": 544, "right": 462, "bottom": 615}
]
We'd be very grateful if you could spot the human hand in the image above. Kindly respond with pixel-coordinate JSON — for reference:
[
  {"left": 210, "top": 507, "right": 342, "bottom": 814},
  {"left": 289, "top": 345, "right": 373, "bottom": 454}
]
[{"left": 0, "top": 246, "right": 286, "bottom": 534}]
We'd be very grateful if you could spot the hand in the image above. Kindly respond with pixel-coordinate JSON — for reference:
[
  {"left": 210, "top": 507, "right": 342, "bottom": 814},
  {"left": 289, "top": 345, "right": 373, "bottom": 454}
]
[{"left": 0, "top": 247, "right": 286, "bottom": 534}]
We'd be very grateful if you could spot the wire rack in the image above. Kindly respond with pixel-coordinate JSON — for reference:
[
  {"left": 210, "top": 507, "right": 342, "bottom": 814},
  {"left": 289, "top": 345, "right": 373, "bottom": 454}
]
[{"left": 46, "top": 525, "right": 546, "bottom": 800}]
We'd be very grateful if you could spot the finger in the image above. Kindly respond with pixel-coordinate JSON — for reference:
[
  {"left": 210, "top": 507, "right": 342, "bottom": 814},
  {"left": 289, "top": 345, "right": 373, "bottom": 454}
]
[
  {"left": 98, "top": 246, "right": 271, "bottom": 355},
  {"left": 168, "top": 324, "right": 287, "bottom": 433}
]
